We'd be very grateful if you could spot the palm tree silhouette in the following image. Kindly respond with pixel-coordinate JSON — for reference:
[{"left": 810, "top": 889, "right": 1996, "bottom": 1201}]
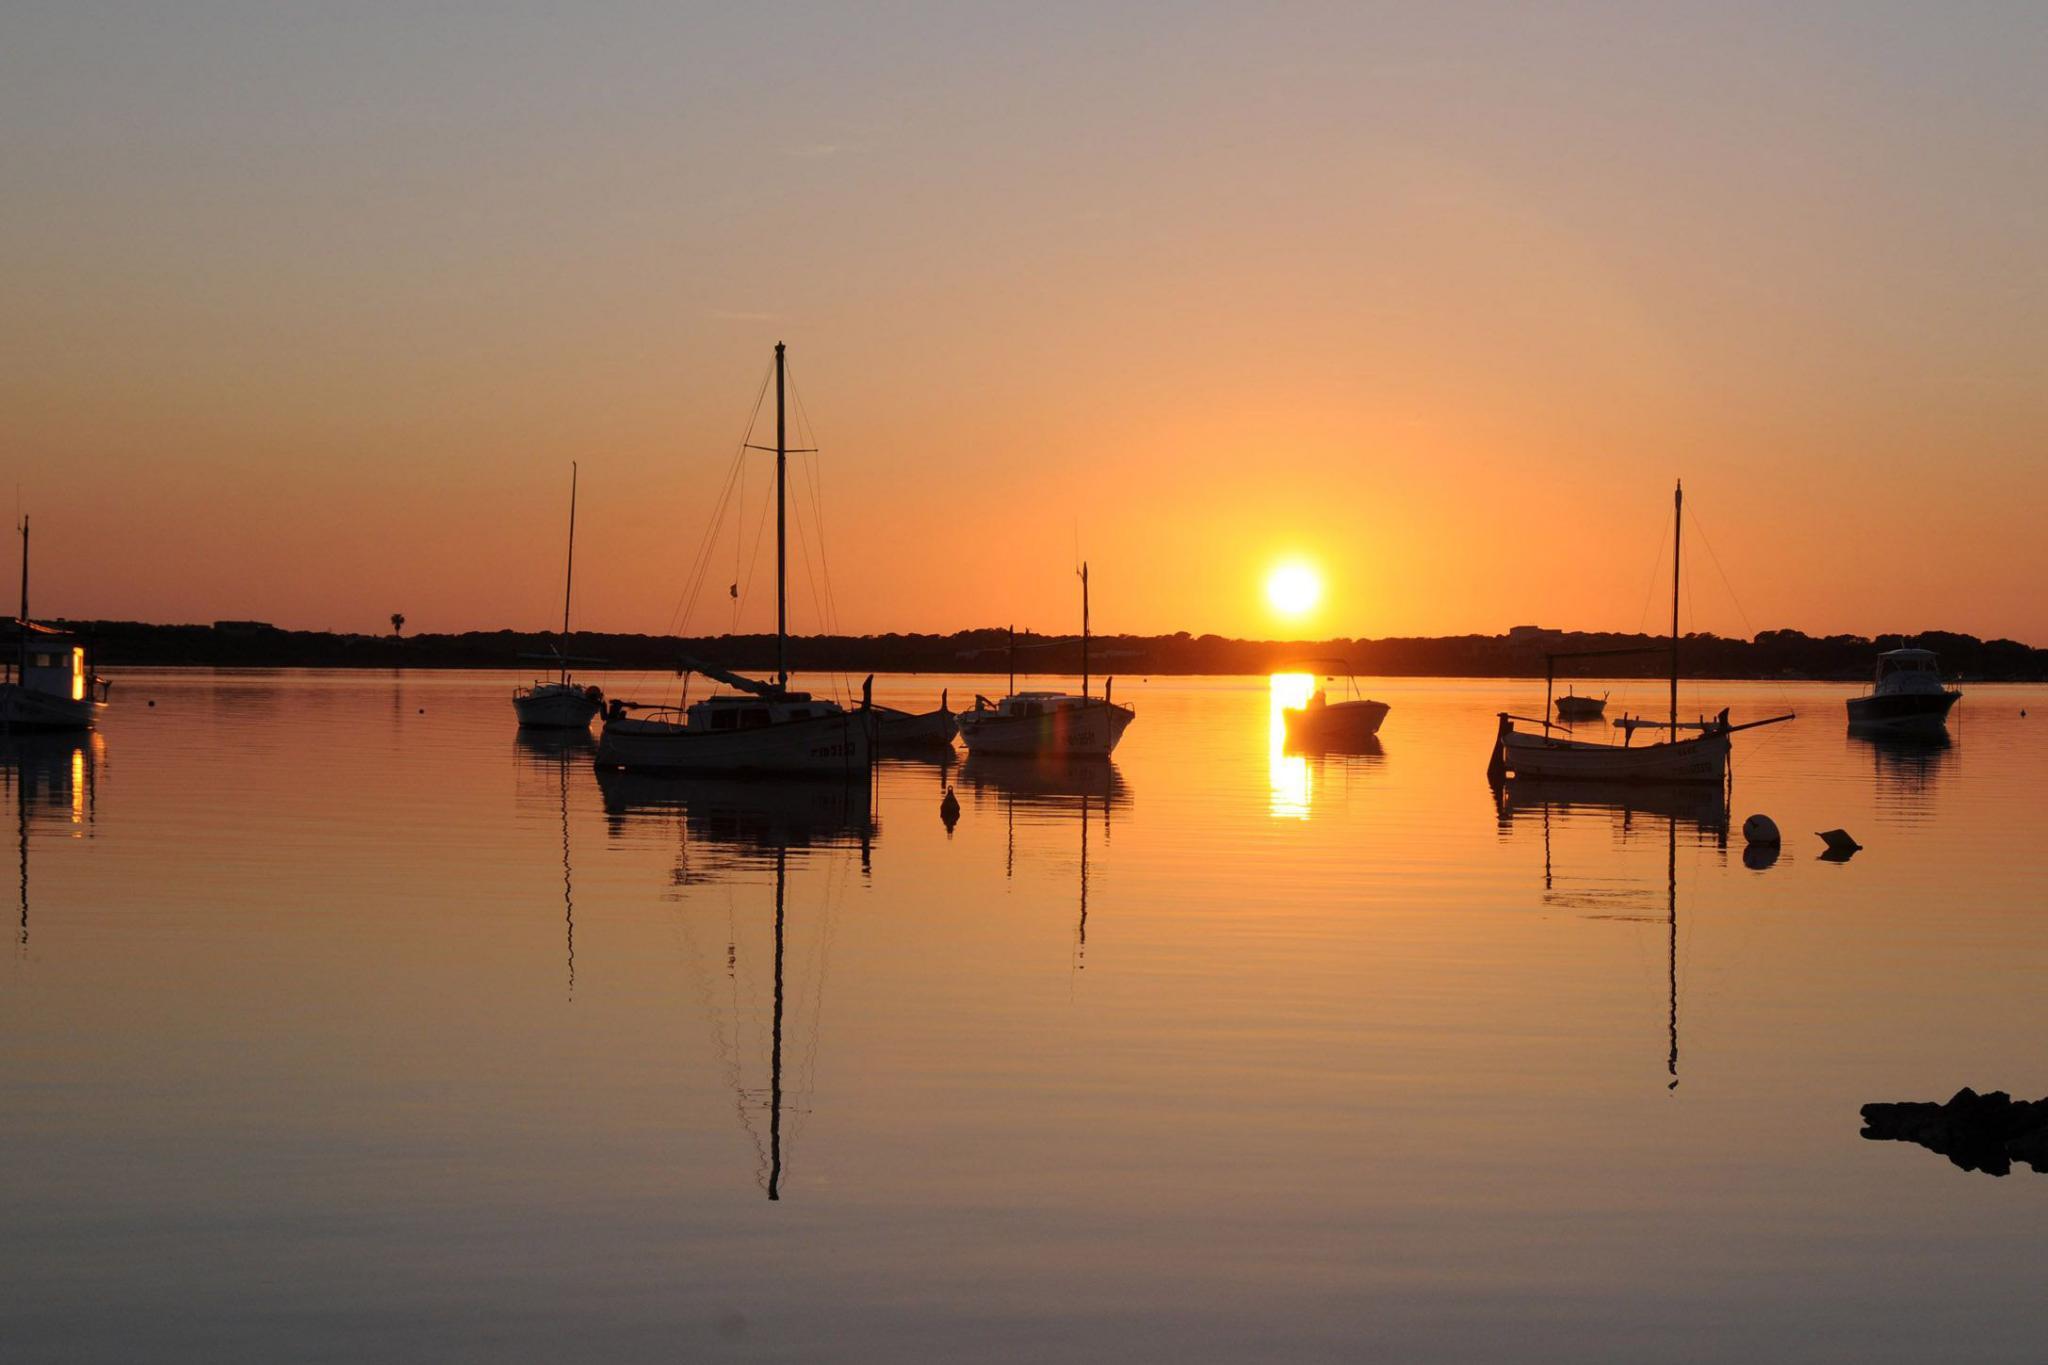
[{"left": 390, "top": 612, "right": 406, "bottom": 638}]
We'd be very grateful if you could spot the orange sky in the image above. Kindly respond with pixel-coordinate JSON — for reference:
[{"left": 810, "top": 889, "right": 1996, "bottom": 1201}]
[{"left": 4, "top": 4, "right": 2044, "bottom": 643}]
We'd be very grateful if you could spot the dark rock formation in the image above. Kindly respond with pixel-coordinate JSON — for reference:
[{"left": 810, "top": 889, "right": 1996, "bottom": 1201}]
[{"left": 1860, "top": 1088, "right": 2048, "bottom": 1176}]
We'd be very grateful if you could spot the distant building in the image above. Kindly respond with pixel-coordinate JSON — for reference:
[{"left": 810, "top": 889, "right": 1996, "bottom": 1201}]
[
  {"left": 212, "top": 620, "right": 279, "bottom": 636},
  {"left": 1506, "top": 625, "right": 1548, "bottom": 640}
]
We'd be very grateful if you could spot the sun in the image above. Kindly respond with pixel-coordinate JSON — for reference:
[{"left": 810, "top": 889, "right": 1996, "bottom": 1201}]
[{"left": 1265, "top": 562, "right": 1323, "bottom": 618}]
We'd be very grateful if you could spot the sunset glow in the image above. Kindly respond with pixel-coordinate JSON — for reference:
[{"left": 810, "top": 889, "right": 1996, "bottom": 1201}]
[{"left": 1265, "top": 564, "right": 1323, "bottom": 620}]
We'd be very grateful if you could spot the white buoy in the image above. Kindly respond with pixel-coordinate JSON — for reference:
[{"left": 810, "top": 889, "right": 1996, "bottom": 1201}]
[{"left": 1742, "top": 814, "right": 1781, "bottom": 846}]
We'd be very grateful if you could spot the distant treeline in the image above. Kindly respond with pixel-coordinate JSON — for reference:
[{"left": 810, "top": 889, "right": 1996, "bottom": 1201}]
[{"left": 46, "top": 620, "right": 2048, "bottom": 680}]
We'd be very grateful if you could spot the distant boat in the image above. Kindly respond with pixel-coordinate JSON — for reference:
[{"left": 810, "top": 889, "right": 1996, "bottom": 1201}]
[
  {"left": 1846, "top": 647, "right": 1960, "bottom": 734},
  {"left": 1553, "top": 688, "right": 1607, "bottom": 721},
  {"left": 873, "top": 689, "right": 958, "bottom": 751},
  {"left": 956, "top": 564, "right": 1135, "bottom": 758},
  {"left": 1489, "top": 483, "right": 1792, "bottom": 784},
  {"left": 595, "top": 343, "right": 873, "bottom": 776},
  {"left": 1, "top": 518, "right": 110, "bottom": 733},
  {"left": 513, "top": 462, "right": 606, "bottom": 730},
  {"left": 1280, "top": 661, "right": 1389, "bottom": 749}
]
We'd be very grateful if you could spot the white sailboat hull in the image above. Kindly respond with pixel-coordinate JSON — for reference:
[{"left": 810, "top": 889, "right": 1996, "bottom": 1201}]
[
  {"left": 957, "top": 700, "right": 1134, "bottom": 757},
  {"left": 513, "top": 682, "right": 602, "bottom": 730},
  {"left": 0, "top": 684, "right": 102, "bottom": 733},
  {"left": 874, "top": 706, "right": 958, "bottom": 750},
  {"left": 596, "top": 709, "right": 873, "bottom": 775},
  {"left": 1497, "top": 726, "right": 1729, "bottom": 784}
]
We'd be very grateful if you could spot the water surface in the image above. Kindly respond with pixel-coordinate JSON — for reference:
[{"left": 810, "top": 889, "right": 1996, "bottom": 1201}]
[{"left": 4, "top": 671, "right": 2043, "bottom": 1361}]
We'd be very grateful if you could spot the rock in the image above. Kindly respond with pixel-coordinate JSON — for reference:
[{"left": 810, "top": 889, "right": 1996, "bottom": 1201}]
[{"left": 1860, "top": 1088, "right": 2048, "bottom": 1176}]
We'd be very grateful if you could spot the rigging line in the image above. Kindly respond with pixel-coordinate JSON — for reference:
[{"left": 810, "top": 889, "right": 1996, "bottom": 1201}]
[
  {"left": 660, "top": 355, "right": 776, "bottom": 641},
  {"left": 786, "top": 367, "right": 850, "bottom": 699},
  {"left": 1687, "top": 499, "right": 1799, "bottom": 718}
]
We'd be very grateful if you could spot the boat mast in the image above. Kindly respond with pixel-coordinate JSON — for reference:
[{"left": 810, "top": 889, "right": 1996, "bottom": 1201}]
[
  {"left": 16, "top": 517, "right": 27, "bottom": 679},
  {"left": 559, "top": 463, "right": 578, "bottom": 685},
  {"left": 1079, "top": 561, "right": 1090, "bottom": 700},
  {"left": 1670, "top": 481, "right": 1681, "bottom": 734},
  {"left": 775, "top": 342, "right": 788, "bottom": 692},
  {"left": 1007, "top": 623, "right": 1015, "bottom": 697}
]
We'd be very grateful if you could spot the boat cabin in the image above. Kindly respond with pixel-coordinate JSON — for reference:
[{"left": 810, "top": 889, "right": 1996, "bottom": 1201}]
[
  {"left": 1873, "top": 648, "right": 1944, "bottom": 691},
  {"left": 685, "top": 692, "right": 844, "bottom": 731},
  {"left": 979, "top": 691, "right": 1097, "bottom": 719},
  {"left": 4, "top": 623, "right": 103, "bottom": 704}
]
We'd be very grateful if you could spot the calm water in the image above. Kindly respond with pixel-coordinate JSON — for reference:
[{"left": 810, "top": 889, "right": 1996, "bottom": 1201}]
[{"left": 4, "top": 670, "right": 2044, "bottom": 1362}]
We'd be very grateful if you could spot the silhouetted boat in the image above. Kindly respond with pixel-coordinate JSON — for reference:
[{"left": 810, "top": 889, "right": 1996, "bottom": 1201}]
[
  {"left": 595, "top": 343, "right": 873, "bottom": 775},
  {"left": 1, "top": 518, "right": 110, "bottom": 733},
  {"left": 873, "top": 689, "right": 958, "bottom": 751},
  {"left": 1279, "top": 661, "right": 1389, "bottom": 749},
  {"left": 1489, "top": 483, "right": 1792, "bottom": 784},
  {"left": 957, "top": 564, "right": 1134, "bottom": 758},
  {"left": 1554, "top": 689, "right": 1606, "bottom": 721},
  {"left": 514, "top": 462, "right": 606, "bottom": 730},
  {"left": 1846, "top": 647, "right": 1961, "bottom": 734}
]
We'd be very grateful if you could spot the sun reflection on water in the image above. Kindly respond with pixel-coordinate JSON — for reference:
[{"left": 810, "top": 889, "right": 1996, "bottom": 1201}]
[{"left": 1268, "top": 672, "right": 1316, "bottom": 819}]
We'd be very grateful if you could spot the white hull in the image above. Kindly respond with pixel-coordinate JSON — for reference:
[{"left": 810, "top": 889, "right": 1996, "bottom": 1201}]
[
  {"left": 957, "top": 700, "right": 1134, "bottom": 757},
  {"left": 1496, "top": 726, "right": 1729, "bottom": 784},
  {"left": 596, "top": 709, "right": 872, "bottom": 775},
  {"left": 513, "top": 683, "right": 602, "bottom": 730},
  {"left": 0, "top": 684, "right": 102, "bottom": 733},
  {"left": 1283, "top": 698, "right": 1388, "bottom": 747}
]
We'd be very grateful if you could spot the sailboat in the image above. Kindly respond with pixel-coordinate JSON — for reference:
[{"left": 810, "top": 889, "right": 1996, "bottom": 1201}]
[
  {"left": 956, "top": 563, "right": 1136, "bottom": 758},
  {"left": 595, "top": 343, "right": 872, "bottom": 776},
  {"left": 1, "top": 518, "right": 111, "bottom": 733},
  {"left": 1487, "top": 483, "right": 1792, "bottom": 784},
  {"left": 513, "top": 463, "right": 606, "bottom": 730}
]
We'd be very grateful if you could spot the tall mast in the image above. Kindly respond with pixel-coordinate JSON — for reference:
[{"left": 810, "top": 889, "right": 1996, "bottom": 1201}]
[
  {"left": 1670, "top": 481, "right": 1681, "bottom": 734},
  {"left": 559, "top": 463, "right": 578, "bottom": 683},
  {"left": 16, "top": 517, "right": 27, "bottom": 676},
  {"left": 775, "top": 342, "right": 788, "bottom": 692},
  {"left": 1079, "top": 561, "right": 1090, "bottom": 699},
  {"left": 1007, "top": 623, "right": 1015, "bottom": 697}
]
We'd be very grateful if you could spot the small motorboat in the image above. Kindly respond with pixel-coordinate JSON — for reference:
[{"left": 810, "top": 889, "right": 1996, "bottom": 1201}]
[
  {"left": 1281, "top": 685, "right": 1389, "bottom": 749},
  {"left": 1846, "top": 648, "right": 1961, "bottom": 734},
  {"left": 1554, "top": 688, "right": 1607, "bottom": 721},
  {"left": 2, "top": 518, "right": 111, "bottom": 733}
]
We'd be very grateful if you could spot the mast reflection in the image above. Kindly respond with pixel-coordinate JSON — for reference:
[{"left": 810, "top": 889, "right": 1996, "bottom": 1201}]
[
  {"left": 598, "top": 772, "right": 875, "bottom": 1201},
  {"left": 515, "top": 731, "right": 595, "bottom": 997},
  {"left": 3, "top": 733, "right": 101, "bottom": 948},
  {"left": 960, "top": 755, "right": 1128, "bottom": 972},
  {"left": 1493, "top": 779, "right": 1722, "bottom": 1089}
]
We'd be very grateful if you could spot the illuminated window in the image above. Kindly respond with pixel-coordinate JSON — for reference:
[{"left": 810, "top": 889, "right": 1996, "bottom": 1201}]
[{"left": 72, "top": 647, "right": 85, "bottom": 701}]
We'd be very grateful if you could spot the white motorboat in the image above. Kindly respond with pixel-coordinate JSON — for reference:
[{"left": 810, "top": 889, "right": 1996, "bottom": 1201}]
[
  {"left": 1846, "top": 648, "right": 1961, "bottom": 733},
  {"left": 594, "top": 342, "right": 872, "bottom": 777},
  {"left": 514, "top": 462, "right": 606, "bottom": 730},
  {"left": 2, "top": 518, "right": 111, "bottom": 733},
  {"left": 1488, "top": 483, "right": 1792, "bottom": 785},
  {"left": 957, "top": 564, "right": 1135, "bottom": 758}
]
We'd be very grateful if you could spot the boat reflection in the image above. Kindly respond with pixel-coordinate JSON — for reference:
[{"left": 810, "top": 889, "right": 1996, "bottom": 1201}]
[
  {"left": 1494, "top": 779, "right": 1712, "bottom": 1090},
  {"left": 513, "top": 732, "right": 590, "bottom": 996},
  {"left": 1849, "top": 727, "right": 1952, "bottom": 809},
  {"left": 603, "top": 773, "right": 865, "bottom": 1203},
  {"left": 2, "top": 733, "right": 102, "bottom": 947},
  {"left": 596, "top": 769, "right": 875, "bottom": 876},
  {"left": 959, "top": 754, "right": 1123, "bottom": 972},
  {"left": 1268, "top": 672, "right": 1385, "bottom": 819}
]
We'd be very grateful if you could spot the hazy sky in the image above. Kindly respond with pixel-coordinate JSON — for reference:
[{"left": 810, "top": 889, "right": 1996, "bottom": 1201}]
[{"left": 4, "top": 2, "right": 2043, "bottom": 641}]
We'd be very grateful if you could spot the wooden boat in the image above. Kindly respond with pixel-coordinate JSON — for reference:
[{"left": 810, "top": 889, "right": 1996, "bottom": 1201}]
[
  {"left": 1553, "top": 689, "right": 1607, "bottom": 721},
  {"left": 957, "top": 564, "right": 1134, "bottom": 758},
  {"left": 1488, "top": 483, "right": 1792, "bottom": 784},
  {"left": 595, "top": 343, "right": 872, "bottom": 776},
  {"left": 513, "top": 463, "right": 606, "bottom": 730},
  {"left": 1846, "top": 647, "right": 1961, "bottom": 734},
  {"left": 1, "top": 519, "right": 111, "bottom": 733},
  {"left": 873, "top": 690, "right": 958, "bottom": 751},
  {"left": 1279, "top": 661, "right": 1389, "bottom": 749}
]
